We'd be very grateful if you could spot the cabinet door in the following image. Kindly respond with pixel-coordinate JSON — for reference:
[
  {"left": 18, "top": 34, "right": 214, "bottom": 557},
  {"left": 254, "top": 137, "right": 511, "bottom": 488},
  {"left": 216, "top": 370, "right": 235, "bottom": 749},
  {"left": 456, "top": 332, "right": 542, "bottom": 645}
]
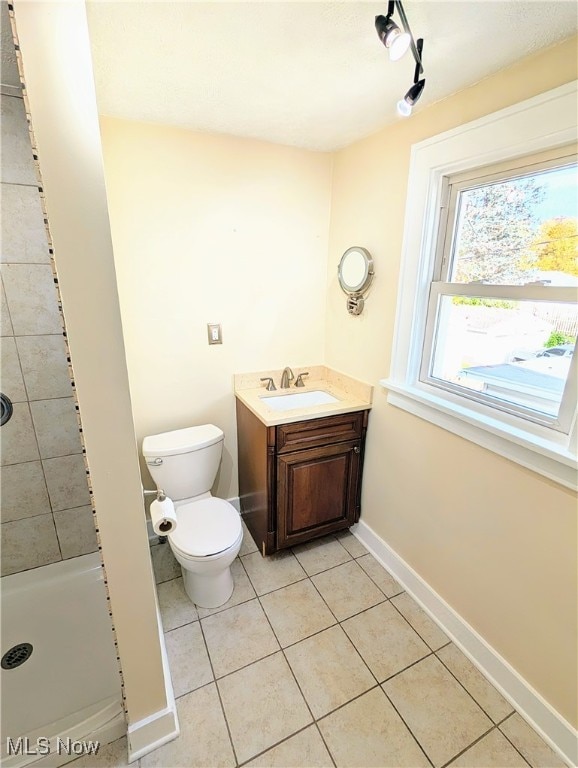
[{"left": 277, "top": 440, "right": 360, "bottom": 549}]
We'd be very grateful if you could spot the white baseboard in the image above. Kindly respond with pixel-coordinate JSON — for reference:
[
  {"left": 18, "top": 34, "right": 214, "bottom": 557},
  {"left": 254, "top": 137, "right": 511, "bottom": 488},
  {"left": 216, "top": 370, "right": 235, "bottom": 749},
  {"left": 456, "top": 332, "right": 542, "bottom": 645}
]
[
  {"left": 126, "top": 706, "right": 179, "bottom": 764},
  {"left": 126, "top": 600, "right": 179, "bottom": 762},
  {"left": 352, "top": 520, "right": 578, "bottom": 768}
]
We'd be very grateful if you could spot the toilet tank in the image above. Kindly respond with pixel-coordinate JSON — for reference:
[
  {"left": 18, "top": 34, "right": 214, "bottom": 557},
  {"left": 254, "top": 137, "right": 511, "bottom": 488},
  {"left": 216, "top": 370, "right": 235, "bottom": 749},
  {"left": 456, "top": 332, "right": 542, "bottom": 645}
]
[{"left": 142, "top": 425, "right": 224, "bottom": 502}]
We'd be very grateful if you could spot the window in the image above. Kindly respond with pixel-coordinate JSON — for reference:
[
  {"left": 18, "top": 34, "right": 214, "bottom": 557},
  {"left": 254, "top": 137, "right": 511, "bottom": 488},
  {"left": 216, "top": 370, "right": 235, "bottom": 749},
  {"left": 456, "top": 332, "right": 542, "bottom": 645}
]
[
  {"left": 382, "top": 82, "right": 578, "bottom": 490},
  {"left": 421, "top": 149, "right": 578, "bottom": 434}
]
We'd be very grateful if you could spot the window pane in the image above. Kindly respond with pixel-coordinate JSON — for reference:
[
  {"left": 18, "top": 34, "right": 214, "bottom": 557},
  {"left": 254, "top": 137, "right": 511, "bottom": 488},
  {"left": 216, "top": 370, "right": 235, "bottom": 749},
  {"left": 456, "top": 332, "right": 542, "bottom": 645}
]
[
  {"left": 430, "top": 296, "right": 577, "bottom": 419},
  {"left": 449, "top": 163, "right": 578, "bottom": 286}
]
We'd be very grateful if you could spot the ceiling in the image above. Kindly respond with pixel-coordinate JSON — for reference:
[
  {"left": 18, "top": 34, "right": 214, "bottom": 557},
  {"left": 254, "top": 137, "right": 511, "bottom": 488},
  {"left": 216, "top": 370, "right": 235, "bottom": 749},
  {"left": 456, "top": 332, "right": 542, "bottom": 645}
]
[
  {"left": 84, "top": 1, "right": 577, "bottom": 151},
  {"left": 4, "top": 2, "right": 577, "bottom": 151}
]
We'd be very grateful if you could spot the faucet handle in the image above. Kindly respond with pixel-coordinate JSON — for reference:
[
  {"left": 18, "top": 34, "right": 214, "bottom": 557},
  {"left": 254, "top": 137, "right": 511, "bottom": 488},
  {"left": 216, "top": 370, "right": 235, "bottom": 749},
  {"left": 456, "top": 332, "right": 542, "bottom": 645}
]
[
  {"left": 294, "top": 372, "right": 309, "bottom": 387},
  {"left": 260, "top": 377, "right": 277, "bottom": 391}
]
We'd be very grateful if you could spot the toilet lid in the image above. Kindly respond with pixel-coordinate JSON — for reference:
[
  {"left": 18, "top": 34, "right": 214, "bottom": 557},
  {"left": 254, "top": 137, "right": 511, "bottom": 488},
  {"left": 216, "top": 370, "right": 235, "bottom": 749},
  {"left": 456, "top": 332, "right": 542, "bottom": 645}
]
[{"left": 169, "top": 498, "right": 242, "bottom": 557}]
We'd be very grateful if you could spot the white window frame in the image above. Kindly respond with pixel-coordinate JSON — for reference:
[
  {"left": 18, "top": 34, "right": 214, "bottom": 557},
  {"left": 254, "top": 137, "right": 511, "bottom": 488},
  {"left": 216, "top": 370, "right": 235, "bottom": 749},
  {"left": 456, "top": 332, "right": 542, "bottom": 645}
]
[
  {"left": 421, "top": 148, "right": 578, "bottom": 434},
  {"left": 380, "top": 82, "right": 578, "bottom": 491}
]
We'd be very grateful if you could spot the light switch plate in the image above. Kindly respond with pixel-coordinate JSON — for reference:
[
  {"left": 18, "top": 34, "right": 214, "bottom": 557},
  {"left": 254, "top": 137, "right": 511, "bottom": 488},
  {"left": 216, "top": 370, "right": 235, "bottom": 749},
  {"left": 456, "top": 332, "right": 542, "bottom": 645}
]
[{"left": 207, "top": 323, "right": 222, "bottom": 345}]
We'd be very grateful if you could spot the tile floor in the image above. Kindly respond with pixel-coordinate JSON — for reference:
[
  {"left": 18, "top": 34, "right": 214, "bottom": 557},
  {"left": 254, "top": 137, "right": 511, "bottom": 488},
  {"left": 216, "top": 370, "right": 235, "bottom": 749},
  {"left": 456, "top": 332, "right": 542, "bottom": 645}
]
[{"left": 85, "top": 523, "right": 567, "bottom": 768}]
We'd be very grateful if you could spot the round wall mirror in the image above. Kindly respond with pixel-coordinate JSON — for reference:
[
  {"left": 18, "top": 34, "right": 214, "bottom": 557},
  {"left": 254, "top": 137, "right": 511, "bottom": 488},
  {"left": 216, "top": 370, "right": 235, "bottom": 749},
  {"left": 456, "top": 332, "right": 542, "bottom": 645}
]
[{"left": 337, "top": 247, "right": 374, "bottom": 315}]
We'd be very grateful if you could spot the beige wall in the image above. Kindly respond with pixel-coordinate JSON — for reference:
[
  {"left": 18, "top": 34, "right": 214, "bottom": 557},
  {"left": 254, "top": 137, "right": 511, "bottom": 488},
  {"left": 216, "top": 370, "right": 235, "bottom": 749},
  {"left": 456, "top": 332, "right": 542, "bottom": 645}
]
[
  {"left": 325, "top": 37, "right": 578, "bottom": 727},
  {"left": 99, "top": 118, "right": 332, "bottom": 498},
  {"left": 16, "top": 0, "right": 574, "bottom": 748},
  {"left": 13, "top": 1, "right": 169, "bottom": 727}
]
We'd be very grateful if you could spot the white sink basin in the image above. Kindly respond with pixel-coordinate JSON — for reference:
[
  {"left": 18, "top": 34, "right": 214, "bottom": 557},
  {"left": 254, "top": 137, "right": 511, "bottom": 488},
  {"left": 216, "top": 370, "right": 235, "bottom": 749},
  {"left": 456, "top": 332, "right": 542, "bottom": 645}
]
[{"left": 260, "top": 390, "right": 339, "bottom": 411}]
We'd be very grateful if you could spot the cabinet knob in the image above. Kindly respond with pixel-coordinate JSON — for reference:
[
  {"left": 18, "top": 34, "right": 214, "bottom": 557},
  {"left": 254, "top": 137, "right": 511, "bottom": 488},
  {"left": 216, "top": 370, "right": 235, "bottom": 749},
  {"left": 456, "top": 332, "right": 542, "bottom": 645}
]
[{"left": 353, "top": 446, "right": 360, "bottom": 454}]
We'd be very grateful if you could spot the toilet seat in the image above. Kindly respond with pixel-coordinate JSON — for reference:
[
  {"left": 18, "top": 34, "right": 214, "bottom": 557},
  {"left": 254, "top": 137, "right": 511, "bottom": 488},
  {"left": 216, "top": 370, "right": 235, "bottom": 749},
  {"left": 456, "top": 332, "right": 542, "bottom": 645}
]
[
  {"left": 169, "top": 498, "right": 242, "bottom": 558},
  {"left": 170, "top": 529, "right": 243, "bottom": 566}
]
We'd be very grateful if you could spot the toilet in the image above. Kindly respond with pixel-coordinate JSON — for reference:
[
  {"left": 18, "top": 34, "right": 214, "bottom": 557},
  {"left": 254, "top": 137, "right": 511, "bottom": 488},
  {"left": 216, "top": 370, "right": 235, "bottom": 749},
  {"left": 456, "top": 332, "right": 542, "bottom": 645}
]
[{"left": 142, "top": 424, "right": 243, "bottom": 608}]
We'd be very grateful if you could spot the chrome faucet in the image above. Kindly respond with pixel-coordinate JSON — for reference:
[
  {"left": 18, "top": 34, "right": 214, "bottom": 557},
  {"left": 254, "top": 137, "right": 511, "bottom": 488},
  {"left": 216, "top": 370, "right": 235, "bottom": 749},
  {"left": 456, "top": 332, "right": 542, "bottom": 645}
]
[{"left": 280, "top": 367, "right": 294, "bottom": 388}]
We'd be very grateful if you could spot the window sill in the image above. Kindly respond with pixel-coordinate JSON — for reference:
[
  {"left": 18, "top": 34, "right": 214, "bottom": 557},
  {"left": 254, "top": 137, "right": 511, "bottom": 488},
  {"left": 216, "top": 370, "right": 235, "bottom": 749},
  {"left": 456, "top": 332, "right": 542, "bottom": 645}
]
[{"left": 380, "top": 379, "right": 577, "bottom": 491}]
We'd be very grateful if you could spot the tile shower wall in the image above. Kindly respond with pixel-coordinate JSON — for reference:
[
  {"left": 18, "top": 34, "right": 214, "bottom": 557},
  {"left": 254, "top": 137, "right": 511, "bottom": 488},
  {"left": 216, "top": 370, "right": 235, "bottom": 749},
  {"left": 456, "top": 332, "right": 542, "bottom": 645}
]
[{"left": 0, "top": 87, "right": 97, "bottom": 576}]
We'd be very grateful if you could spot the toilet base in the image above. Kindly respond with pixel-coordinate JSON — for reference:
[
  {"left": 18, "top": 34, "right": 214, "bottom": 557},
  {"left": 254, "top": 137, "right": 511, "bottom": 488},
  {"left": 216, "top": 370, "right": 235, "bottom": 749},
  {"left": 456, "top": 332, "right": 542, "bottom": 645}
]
[{"left": 181, "top": 564, "right": 234, "bottom": 609}]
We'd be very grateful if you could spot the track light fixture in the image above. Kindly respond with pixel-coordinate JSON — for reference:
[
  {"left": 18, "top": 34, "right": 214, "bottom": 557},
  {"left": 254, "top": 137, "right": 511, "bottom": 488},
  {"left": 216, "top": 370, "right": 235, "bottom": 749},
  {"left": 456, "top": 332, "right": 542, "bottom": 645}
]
[
  {"left": 397, "top": 76, "right": 425, "bottom": 116},
  {"left": 375, "top": 1, "right": 426, "bottom": 117},
  {"left": 375, "top": 14, "right": 411, "bottom": 61},
  {"left": 397, "top": 37, "right": 425, "bottom": 117}
]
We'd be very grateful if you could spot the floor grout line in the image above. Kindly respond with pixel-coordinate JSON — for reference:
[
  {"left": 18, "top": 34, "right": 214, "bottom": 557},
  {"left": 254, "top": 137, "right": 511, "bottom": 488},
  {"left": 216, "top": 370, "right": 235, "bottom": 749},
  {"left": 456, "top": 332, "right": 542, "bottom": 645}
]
[
  {"left": 379, "top": 649, "right": 436, "bottom": 685},
  {"left": 242, "top": 556, "right": 322, "bottom": 764},
  {"left": 380, "top": 686, "right": 436, "bottom": 768},
  {"left": 496, "top": 714, "right": 534, "bottom": 768},
  {"left": 434, "top": 643, "right": 515, "bottom": 728},
  {"left": 314, "top": 721, "right": 338, "bottom": 768},
  {"left": 195, "top": 615, "right": 239, "bottom": 767},
  {"left": 438, "top": 722, "right": 501, "bottom": 768},
  {"left": 241, "top": 552, "right": 438, "bottom": 766},
  {"left": 191, "top": 646, "right": 282, "bottom": 688},
  {"left": 387, "top": 593, "right": 448, "bottom": 652},
  {"left": 154, "top": 532, "right": 548, "bottom": 768},
  {"left": 241, "top": 552, "right": 371, "bottom": 766},
  {"left": 354, "top": 554, "right": 407, "bottom": 598},
  {"left": 305, "top": 555, "right": 392, "bottom": 624},
  {"left": 235, "top": 723, "right": 323, "bottom": 768},
  {"left": 241, "top": 544, "right": 356, "bottom": 580}
]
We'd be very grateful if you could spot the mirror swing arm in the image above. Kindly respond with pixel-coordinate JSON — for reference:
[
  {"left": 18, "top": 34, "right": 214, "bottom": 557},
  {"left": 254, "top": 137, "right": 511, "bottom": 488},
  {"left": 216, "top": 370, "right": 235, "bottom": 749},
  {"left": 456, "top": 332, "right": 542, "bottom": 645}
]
[{"left": 337, "top": 246, "right": 374, "bottom": 315}]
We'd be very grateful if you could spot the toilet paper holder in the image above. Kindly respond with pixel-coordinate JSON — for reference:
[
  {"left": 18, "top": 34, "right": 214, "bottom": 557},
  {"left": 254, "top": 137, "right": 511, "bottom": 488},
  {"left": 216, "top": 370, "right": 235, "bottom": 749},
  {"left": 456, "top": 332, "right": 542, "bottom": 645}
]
[
  {"left": 143, "top": 488, "right": 167, "bottom": 502},
  {"left": 143, "top": 488, "right": 170, "bottom": 543}
]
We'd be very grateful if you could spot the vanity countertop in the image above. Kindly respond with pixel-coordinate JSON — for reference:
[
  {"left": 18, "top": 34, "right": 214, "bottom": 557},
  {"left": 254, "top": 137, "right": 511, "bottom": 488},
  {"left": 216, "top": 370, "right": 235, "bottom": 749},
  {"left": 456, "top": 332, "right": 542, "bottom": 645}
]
[{"left": 234, "top": 366, "right": 373, "bottom": 427}]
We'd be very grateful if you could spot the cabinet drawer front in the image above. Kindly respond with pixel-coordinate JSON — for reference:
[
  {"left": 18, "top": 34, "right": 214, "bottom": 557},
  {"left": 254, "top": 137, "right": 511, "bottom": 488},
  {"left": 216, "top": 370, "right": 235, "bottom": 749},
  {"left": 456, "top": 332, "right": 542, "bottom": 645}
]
[{"left": 276, "top": 411, "right": 365, "bottom": 453}]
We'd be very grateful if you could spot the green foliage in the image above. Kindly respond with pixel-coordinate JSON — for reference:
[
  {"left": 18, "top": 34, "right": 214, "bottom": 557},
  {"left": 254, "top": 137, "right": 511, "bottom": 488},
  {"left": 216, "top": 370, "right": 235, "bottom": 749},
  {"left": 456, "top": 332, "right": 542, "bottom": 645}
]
[
  {"left": 452, "top": 296, "right": 515, "bottom": 309},
  {"left": 544, "top": 330, "right": 576, "bottom": 348}
]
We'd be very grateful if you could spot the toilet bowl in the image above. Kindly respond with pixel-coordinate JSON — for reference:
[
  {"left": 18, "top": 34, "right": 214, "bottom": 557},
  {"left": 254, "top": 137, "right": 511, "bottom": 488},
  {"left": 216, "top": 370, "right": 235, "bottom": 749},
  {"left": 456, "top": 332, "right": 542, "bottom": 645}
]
[
  {"left": 142, "top": 425, "right": 243, "bottom": 608},
  {"left": 169, "top": 496, "right": 242, "bottom": 607}
]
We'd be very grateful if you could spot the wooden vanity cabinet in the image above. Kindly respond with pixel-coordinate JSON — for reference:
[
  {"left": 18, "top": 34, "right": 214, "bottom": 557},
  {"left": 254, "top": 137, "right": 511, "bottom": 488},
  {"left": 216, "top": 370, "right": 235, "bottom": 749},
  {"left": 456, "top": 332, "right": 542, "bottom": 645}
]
[{"left": 236, "top": 399, "right": 369, "bottom": 556}]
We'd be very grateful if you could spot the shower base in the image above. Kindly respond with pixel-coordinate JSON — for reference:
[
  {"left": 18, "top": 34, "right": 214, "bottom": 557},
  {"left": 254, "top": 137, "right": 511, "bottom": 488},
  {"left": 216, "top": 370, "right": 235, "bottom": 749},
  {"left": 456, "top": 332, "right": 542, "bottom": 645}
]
[{"left": 1, "top": 553, "right": 125, "bottom": 768}]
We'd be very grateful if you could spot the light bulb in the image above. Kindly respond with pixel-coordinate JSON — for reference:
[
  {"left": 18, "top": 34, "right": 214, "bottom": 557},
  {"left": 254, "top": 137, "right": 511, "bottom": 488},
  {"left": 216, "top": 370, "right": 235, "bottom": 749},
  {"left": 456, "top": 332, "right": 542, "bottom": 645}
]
[
  {"left": 375, "top": 15, "right": 410, "bottom": 61},
  {"left": 388, "top": 29, "right": 411, "bottom": 61},
  {"left": 397, "top": 99, "right": 412, "bottom": 117},
  {"left": 397, "top": 79, "right": 426, "bottom": 117}
]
